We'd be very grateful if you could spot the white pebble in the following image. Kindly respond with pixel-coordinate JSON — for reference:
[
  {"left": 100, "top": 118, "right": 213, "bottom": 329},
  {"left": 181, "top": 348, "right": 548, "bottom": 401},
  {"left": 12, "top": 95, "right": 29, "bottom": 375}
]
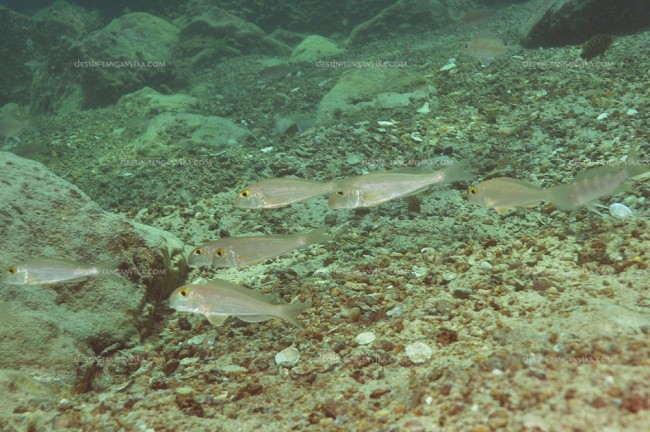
[
  {"left": 355, "top": 331, "right": 376, "bottom": 345},
  {"left": 479, "top": 261, "right": 493, "bottom": 270},
  {"left": 261, "top": 146, "right": 274, "bottom": 153},
  {"left": 405, "top": 342, "right": 432, "bottom": 364},
  {"left": 626, "top": 109, "right": 638, "bottom": 116},
  {"left": 609, "top": 203, "right": 633, "bottom": 220},
  {"left": 275, "top": 346, "right": 300, "bottom": 367},
  {"left": 377, "top": 120, "right": 395, "bottom": 127},
  {"left": 596, "top": 112, "right": 608, "bottom": 120},
  {"left": 439, "top": 58, "right": 456, "bottom": 71}
]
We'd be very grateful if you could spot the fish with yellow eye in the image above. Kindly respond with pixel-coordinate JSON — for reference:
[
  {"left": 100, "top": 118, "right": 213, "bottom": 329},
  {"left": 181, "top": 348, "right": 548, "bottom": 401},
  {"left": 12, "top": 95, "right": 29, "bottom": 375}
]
[
  {"left": 188, "top": 227, "right": 330, "bottom": 267},
  {"left": 169, "top": 280, "right": 311, "bottom": 327},
  {"left": 234, "top": 178, "right": 335, "bottom": 209},
  {"left": 467, "top": 145, "right": 649, "bottom": 215},
  {"left": 1, "top": 257, "right": 122, "bottom": 285},
  {"left": 328, "top": 160, "right": 472, "bottom": 209}
]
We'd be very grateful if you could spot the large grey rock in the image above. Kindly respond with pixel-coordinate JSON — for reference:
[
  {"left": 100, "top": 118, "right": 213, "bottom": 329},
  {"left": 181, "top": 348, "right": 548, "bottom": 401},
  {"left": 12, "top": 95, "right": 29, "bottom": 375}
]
[
  {"left": 316, "top": 67, "right": 427, "bottom": 125},
  {"left": 178, "top": 5, "right": 291, "bottom": 66},
  {"left": 522, "top": 0, "right": 650, "bottom": 48},
  {"left": 346, "top": 0, "right": 450, "bottom": 46},
  {"left": 0, "top": 152, "right": 189, "bottom": 377},
  {"left": 78, "top": 12, "right": 181, "bottom": 107}
]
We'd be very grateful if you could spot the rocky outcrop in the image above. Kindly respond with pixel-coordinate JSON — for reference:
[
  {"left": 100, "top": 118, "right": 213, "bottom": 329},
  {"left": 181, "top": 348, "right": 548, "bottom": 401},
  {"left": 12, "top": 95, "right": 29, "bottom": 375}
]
[
  {"left": 521, "top": 0, "right": 650, "bottom": 48},
  {"left": 0, "top": 151, "right": 189, "bottom": 376}
]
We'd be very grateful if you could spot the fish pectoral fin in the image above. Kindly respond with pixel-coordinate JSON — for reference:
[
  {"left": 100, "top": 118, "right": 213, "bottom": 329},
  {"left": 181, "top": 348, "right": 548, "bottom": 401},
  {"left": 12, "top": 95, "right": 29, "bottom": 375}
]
[
  {"left": 479, "top": 57, "right": 493, "bottom": 67},
  {"left": 237, "top": 315, "right": 273, "bottom": 323},
  {"left": 205, "top": 314, "right": 228, "bottom": 326},
  {"left": 495, "top": 206, "right": 515, "bottom": 215},
  {"left": 586, "top": 201, "right": 607, "bottom": 216}
]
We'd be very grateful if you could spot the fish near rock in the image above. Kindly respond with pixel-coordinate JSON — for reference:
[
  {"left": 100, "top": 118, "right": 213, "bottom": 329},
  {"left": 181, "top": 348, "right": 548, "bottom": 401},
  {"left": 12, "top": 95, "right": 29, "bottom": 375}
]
[
  {"left": 580, "top": 34, "right": 615, "bottom": 61},
  {"left": 169, "top": 280, "right": 311, "bottom": 327},
  {"left": 463, "top": 30, "right": 513, "bottom": 67},
  {"left": 188, "top": 226, "right": 331, "bottom": 267},
  {"left": 1, "top": 257, "right": 122, "bottom": 285}
]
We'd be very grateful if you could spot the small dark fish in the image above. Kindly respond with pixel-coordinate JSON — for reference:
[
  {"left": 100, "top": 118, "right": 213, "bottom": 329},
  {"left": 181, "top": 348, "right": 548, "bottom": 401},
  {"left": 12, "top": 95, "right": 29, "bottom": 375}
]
[
  {"left": 258, "top": 63, "right": 300, "bottom": 81},
  {"left": 580, "top": 34, "right": 615, "bottom": 60}
]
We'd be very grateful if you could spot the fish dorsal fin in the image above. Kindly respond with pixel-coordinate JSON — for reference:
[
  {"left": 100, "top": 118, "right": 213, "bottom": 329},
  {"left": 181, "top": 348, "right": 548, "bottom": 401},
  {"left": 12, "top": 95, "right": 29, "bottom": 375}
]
[
  {"left": 573, "top": 165, "right": 619, "bottom": 182},
  {"left": 212, "top": 278, "right": 275, "bottom": 303},
  {"left": 205, "top": 314, "right": 228, "bottom": 326},
  {"left": 237, "top": 315, "right": 272, "bottom": 323}
]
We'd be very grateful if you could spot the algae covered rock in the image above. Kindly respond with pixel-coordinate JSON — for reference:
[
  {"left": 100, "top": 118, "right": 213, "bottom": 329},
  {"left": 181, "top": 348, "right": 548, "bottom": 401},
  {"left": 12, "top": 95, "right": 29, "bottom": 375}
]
[
  {"left": 316, "top": 67, "right": 427, "bottom": 125},
  {"left": 347, "top": 0, "right": 450, "bottom": 46},
  {"left": 178, "top": 5, "right": 291, "bottom": 65},
  {"left": 79, "top": 12, "right": 181, "bottom": 107},
  {"left": 290, "top": 35, "right": 344, "bottom": 63},
  {"left": 138, "top": 112, "right": 252, "bottom": 151},
  {"left": 0, "top": 151, "right": 189, "bottom": 376}
]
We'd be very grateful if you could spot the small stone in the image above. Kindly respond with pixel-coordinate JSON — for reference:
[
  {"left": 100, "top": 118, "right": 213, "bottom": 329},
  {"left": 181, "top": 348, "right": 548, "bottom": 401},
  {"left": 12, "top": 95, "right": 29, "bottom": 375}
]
[
  {"left": 405, "top": 342, "right": 432, "bottom": 364},
  {"left": 162, "top": 358, "right": 179, "bottom": 376},
  {"left": 355, "top": 332, "right": 376, "bottom": 345},
  {"left": 626, "top": 109, "right": 638, "bottom": 116},
  {"left": 275, "top": 346, "right": 300, "bottom": 367},
  {"left": 596, "top": 112, "right": 608, "bottom": 120},
  {"left": 609, "top": 203, "right": 633, "bottom": 220}
]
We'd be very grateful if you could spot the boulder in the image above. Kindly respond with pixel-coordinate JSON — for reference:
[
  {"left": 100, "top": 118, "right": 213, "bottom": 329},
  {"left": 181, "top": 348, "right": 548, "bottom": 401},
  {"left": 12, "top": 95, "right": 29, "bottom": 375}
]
[
  {"left": 521, "top": 0, "right": 650, "bottom": 48},
  {"left": 0, "top": 151, "right": 189, "bottom": 377},
  {"left": 290, "top": 35, "right": 344, "bottom": 64},
  {"left": 346, "top": 0, "right": 451, "bottom": 46},
  {"left": 178, "top": 6, "right": 291, "bottom": 66},
  {"left": 78, "top": 12, "right": 181, "bottom": 107},
  {"left": 316, "top": 67, "right": 426, "bottom": 125}
]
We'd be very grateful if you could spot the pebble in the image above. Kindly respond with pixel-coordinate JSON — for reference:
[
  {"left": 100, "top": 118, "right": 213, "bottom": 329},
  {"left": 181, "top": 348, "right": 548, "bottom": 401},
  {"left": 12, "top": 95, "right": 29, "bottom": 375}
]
[
  {"left": 405, "top": 342, "right": 433, "bottom": 364},
  {"left": 626, "top": 109, "right": 638, "bottom": 116},
  {"left": 596, "top": 112, "right": 608, "bottom": 120},
  {"left": 275, "top": 346, "right": 300, "bottom": 367},
  {"left": 355, "top": 331, "right": 376, "bottom": 345},
  {"left": 609, "top": 203, "right": 633, "bottom": 219}
]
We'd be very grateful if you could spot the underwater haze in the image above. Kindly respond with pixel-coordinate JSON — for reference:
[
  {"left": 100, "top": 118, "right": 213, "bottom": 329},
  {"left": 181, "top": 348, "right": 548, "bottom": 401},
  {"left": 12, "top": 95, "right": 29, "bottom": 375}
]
[{"left": 0, "top": 0, "right": 649, "bottom": 430}]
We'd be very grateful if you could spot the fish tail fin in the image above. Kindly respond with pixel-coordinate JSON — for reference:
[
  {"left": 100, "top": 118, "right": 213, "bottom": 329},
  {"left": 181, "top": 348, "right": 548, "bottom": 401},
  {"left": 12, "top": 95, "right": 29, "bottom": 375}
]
[
  {"left": 440, "top": 159, "right": 473, "bottom": 183},
  {"left": 298, "top": 226, "right": 331, "bottom": 246},
  {"left": 624, "top": 145, "right": 650, "bottom": 178},
  {"left": 276, "top": 301, "right": 311, "bottom": 327}
]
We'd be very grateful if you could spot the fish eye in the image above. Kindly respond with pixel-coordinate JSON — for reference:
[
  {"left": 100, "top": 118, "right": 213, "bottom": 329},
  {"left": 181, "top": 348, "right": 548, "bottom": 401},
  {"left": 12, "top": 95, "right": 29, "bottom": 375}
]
[
  {"left": 7, "top": 266, "right": 16, "bottom": 274},
  {"left": 179, "top": 289, "right": 189, "bottom": 297},
  {"left": 193, "top": 247, "right": 202, "bottom": 255},
  {"left": 469, "top": 187, "right": 477, "bottom": 195},
  {"left": 239, "top": 189, "right": 250, "bottom": 198},
  {"left": 214, "top": 248, "right": 224, "bottom": 257}
]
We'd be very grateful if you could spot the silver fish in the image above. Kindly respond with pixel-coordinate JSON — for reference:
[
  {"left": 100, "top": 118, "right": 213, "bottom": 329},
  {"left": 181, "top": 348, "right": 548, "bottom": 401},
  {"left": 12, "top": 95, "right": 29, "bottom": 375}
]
[
  {"left": 234, "top": 178, "right": 335, "bottom": 209},
  {"left": 188, "top": 226, "right": 330, "bottom": 267},
  {"left": 1, "top": 257, "right": 122, "bottom": 285},
  {"left": 468, "top": 145, "right": 649, "bottom": 215},
  {"left": 463, "top": 30, "right": 512, "bottom": 66},
  {"left": 328, "top": 161, "right": 472, "bottom": 209},
  {"left": 169, "top": 280, "right": 311, "bottom": 327}
]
